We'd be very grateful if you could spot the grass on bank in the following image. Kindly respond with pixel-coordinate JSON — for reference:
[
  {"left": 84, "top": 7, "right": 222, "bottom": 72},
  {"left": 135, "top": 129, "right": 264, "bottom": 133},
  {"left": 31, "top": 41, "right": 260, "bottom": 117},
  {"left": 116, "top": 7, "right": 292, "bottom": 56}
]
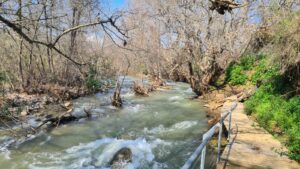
[{"left": 225, "top": 54, "right": 300, "bottom": 162}]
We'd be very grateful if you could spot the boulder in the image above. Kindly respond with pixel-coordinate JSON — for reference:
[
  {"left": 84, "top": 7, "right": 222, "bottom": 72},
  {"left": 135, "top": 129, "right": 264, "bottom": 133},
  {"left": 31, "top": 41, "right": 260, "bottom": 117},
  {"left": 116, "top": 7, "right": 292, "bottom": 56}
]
[
  {"left": 237, "top": 87, "right": 257, "bottom": 102},
  {"left": 225, "top": 95, "right": 238, "bottom": 102},
  {"left": 110, "top": 147, "right": 132, "bottom": 165},
  {"left": 206, "top": 101, "right": 223, "bottom": 110},
  {"left": 71, "top": 108, "right": 87, "bottom": 118},
  {"left": 203, "top": 104, "right": 210, "bottom": 108},
  {"left": 67, "top": 108, "right": 73, "bottom": 113},
  {"left": 64, "top": 101, "right": 72, "bottom": 108},
  {"left": 215, "top": 93, "right": 226, "bottom": 102},
  {"left": 20, "top": 110, "right": 28, "bottom": 116}
]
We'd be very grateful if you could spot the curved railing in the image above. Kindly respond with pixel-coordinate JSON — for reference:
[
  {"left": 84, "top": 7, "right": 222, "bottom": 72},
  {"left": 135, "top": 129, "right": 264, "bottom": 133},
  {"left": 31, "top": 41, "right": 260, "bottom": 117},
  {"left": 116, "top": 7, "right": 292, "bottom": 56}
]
[{"left": 181, "top": 102, "right": 238, "bottom": 169}]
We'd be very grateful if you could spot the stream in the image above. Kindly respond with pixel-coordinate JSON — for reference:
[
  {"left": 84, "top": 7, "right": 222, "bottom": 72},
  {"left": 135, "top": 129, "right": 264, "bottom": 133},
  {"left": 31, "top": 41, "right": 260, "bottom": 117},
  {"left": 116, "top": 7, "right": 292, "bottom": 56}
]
[{"left": 0, "top": 77, "right": 216, "bottom": 169}]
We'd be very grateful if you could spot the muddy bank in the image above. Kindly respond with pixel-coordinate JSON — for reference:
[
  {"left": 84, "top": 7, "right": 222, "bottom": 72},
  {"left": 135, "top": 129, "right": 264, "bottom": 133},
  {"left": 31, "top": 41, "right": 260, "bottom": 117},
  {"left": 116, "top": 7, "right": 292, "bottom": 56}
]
[{"left": 199, "top": 85, "right": 256, "bottom": 127}]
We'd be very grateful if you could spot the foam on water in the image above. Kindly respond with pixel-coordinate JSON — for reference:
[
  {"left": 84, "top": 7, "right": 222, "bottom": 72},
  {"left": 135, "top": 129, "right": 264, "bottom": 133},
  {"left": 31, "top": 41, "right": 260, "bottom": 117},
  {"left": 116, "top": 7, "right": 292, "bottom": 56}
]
[
  {"left": 144, "top": 121, "right": 198, "bottom": 134},
  {"left": 28, "top": 137, "right": 157, "bottom": 169},
  {"left": 125, "top": 104, "right": 143, "bottom": 113},
  {"left": 94, "top": 138, "right": 154, "bottom": 168},
  {"left": 39, "top": 136, "right": 52, "bottom": 146},
  {"left": 122, "top": 91, "right": 135, "bottom": 98},
  {"left": 184, "top": 88, "right": 193, "bottom": 94},
  {"left": 0, "top": 136, "right": 14, "bottom": 159},
  {"left": 172, "top": 121, "right": 198, "bottom": 129},
  {"left": 168, "top": 96, "right": 183, "bottom": 102}
]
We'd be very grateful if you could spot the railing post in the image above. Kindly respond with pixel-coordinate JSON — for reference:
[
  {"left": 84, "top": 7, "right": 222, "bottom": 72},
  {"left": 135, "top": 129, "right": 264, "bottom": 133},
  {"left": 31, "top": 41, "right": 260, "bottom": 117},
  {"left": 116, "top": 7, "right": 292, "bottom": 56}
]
[
  {"left": 217, "top": 122, "right": 223, "bottom": 163},
  {"left": 228, "top": 110, "right": 232, "bottom": 141},
  {"left": 200, "top": 145, "right": 206, "bottom": 169}
]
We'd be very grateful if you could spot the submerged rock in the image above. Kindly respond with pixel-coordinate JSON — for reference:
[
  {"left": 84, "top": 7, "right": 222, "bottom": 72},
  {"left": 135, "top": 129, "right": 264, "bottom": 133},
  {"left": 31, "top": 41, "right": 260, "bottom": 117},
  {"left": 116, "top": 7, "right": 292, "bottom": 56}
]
[
  {"left": 110, "top": 147, "right": 132, "bottom": 166},
  {"left": 64, "top": 101, "right": 72, "bottom": 108},
  {"left": 71, "top": 108, "right": 88, "bottom": 118},
  {"left": 20, "top": 110, "right": 28, "bottom": 116}
]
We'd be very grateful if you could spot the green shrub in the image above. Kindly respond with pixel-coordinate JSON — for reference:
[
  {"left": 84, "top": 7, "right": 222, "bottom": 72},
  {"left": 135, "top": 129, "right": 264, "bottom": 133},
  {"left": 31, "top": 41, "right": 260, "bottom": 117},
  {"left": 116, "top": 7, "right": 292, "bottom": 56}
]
[
  {"left": 287, "top": 126, "right": 300, "bottom": 161},
  {"left": 245, "top": 82, "right": 300, "bottom": 161},
  {"left": 241, "top": 14, "right": 300, "bottom": 162},
  {"left": 225, "top": 54, "right": 261, "bottom": 85},
  {"left": 240, "top": 55, "right": 256, "bottom": 70},
  {"left": 85, "top": 66, "right": 100, "bottom": 90},
  {"left": 0, "top": 103, "right": 11, "bottom": 120},
  {"left": 0, "top": 72, "right": 6, "bottom": 82},
  {"left": 286, "top": 97, "right": 300, "bottom": 122},
  {"left": 251, "top": 59, "right": 279, "bottom": 84},
  {"left": 225, "top": 64, "right": 247, "bottom": 85}
]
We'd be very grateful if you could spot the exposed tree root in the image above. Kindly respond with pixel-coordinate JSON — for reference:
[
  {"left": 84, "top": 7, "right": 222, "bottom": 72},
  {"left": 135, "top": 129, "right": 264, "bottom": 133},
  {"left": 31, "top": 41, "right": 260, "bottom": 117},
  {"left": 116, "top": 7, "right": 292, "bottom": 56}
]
[{"left": 133, "top": 82, "right": 149, "bottom": 96}]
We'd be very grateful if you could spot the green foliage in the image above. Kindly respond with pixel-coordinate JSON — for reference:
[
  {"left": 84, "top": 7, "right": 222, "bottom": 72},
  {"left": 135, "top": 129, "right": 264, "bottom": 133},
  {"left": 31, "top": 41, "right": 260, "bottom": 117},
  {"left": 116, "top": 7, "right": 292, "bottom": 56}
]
[
  {"left": 225, "top": 64, "right": 247, "bottom": 85},
  {"left": 228, "top": 52, "right": 300, "bottom": 161},
  {"left": 225, "top": 53, "right": 279, "bottom": 86},
  {"left": 225, "top": 54, "right": 260, "bottom": 85},
  {"left": 245, "top": 83, "right": 300, "bottom": 161},
  {"left": 239, "top": 55, "right": 256, "bottom": 70},
  {"left": 85, "top": 66, "right": 100, "bottom": 90},
  {"left": 0, "top": 71, "right": 6, "bottom": 82},
  {"left": 273, "top": 14, "right": 297, "bottom": 44},
  {"left": 0, "top": 103, "right": 11, "bottom": 120},
  {"left": 241, "top": 13, "right": 300, "bottom": 162},
  {"left": 269, "top": 13, "right": 300, "bottom": 67},
  {"left": 251, "top": 59, "right": 279, "bottom": 84}
]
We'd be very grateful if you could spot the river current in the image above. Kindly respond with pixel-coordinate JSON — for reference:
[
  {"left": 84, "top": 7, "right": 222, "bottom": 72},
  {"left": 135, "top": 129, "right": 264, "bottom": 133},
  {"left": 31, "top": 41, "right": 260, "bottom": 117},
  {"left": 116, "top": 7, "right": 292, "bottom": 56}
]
[{"left": 0, "top": 77, "right": 216, "bottom": 169}]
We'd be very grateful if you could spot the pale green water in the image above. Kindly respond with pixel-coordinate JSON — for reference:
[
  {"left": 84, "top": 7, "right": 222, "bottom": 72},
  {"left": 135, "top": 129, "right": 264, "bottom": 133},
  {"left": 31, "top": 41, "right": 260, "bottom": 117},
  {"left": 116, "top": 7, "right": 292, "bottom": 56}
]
[{"left": 0, "top": 78, "right": 215, "bottom": 169}]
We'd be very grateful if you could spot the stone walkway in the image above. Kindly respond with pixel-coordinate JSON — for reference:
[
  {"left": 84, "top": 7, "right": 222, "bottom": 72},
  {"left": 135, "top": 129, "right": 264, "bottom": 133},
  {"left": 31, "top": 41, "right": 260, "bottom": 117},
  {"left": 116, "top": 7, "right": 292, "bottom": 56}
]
[{"left": 217, "top": 101, "right": 300, "bottom": 169}]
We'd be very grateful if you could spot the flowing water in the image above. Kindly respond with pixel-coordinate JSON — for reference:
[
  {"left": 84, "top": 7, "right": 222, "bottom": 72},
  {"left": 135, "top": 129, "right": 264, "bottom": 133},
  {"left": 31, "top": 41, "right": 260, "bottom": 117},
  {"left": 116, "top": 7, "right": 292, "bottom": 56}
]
[{"left": 0, "top": 77, "right": 216, "bottom": 169}]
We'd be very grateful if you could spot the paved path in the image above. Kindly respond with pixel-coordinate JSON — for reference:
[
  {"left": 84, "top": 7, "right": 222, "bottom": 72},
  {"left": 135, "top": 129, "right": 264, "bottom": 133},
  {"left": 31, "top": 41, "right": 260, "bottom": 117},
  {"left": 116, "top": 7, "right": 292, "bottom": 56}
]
[{"left": 217, "top": 101, "right": 300, "bottom": 169}]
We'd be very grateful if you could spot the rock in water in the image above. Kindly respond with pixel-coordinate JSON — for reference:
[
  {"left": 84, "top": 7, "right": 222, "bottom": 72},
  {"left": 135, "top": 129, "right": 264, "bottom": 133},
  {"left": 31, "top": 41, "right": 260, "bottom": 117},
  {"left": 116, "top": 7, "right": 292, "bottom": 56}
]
[
  {"left": 20, "top": 110, "right": 28, "bottom": 116},
  {"left": 110, "top": 147, "right": 132, "bottom": 166},
  {"left": 64, "top": 101, "right": 72, "bottom": 108},
  {"left": 71, "top": 108, "right": 87, "bottom": 118}
]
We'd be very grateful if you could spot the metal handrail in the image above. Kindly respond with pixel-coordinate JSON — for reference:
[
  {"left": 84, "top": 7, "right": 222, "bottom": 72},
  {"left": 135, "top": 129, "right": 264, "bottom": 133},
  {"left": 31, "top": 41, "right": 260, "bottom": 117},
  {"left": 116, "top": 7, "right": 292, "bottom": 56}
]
[{"left": 181, "top": 102, "right": 238, "bottom": 169}]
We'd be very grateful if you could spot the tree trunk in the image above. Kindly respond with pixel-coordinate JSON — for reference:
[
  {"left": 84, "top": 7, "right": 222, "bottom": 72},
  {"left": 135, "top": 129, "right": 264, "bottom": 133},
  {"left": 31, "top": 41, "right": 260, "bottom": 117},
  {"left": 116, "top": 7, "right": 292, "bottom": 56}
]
[{"left": 18, "top": 0, "right": 25, "bottom": 89}]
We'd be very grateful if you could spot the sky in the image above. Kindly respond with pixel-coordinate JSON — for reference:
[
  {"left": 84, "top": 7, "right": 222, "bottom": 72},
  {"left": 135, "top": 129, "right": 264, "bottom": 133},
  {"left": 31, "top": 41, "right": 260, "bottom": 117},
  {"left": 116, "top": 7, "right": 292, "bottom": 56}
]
[
  {"left": 110, "top": 0, "right": 127, "bottom": 10},
  {"left": 106, "top": 0, "right": 127, "bottom": 10}
]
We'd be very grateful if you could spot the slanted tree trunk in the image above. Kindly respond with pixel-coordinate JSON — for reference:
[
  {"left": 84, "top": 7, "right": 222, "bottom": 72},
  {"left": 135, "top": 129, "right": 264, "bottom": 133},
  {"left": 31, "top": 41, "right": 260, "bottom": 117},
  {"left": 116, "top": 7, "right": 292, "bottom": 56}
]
[{"left": 191, "top": 55, "right": 223, "bottom": 96}]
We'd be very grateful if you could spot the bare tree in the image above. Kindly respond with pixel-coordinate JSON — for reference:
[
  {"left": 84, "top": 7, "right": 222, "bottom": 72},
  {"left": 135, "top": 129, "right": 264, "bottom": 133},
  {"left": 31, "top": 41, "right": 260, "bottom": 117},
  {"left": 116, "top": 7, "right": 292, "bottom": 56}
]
[{"left": 0, "top": 0, "right": 128, "bottom": 89}]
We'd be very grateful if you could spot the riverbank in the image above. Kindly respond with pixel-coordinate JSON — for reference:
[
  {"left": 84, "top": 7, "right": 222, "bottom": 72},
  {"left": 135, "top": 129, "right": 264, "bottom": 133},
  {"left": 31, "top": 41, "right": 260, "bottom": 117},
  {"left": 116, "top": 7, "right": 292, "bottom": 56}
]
[
  {"left": 200, "top": 85, "right": 255, "bottom": 127},
  {"left": 0, "top": 82, "right": 115, "bottom": 142}
]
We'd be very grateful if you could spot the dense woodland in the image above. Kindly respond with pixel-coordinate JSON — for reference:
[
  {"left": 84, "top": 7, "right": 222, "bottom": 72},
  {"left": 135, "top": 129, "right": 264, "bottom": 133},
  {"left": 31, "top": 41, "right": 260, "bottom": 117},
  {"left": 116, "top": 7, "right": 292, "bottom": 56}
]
[{"left": 0, "top": 0, "right": 300, "bottom": 162}]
